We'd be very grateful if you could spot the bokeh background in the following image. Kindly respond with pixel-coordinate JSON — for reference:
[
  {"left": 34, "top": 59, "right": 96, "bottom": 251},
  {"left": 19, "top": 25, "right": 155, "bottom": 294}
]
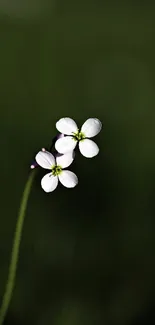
[{"left": 0, "top": 1, "right": 155, "bottom": 324}]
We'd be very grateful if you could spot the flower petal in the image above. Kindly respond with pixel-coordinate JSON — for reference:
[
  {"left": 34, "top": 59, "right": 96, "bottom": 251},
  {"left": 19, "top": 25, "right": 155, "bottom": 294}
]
[
  {"left": 41, "top": 173, "right": 58, "bottom": 192},
  {"left": 79, "top": 139, "right": 99, "bottom": 158},
  {"left": 56, "top": 152, "right": 74, "bottom": 168},
  {"left": 55, "top": 136, "right": 77, "bottom": 154},
  {"left": 35, "top": 151, "right": 55, "bottom": 169},
  {"left": 56, "top": 117, "right": 78, "bottom": 135},
  {"left": 59, "top": 170, "right": 78, "bottom": 188},
  {"left": 81, "top": 118, "right": 102, "bottom": 138}
]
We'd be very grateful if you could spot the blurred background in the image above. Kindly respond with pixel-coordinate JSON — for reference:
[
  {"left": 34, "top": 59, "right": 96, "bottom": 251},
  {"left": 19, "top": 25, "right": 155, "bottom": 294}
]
[{"left": 0, "top": 0, "right": 155, "bottom": 324}]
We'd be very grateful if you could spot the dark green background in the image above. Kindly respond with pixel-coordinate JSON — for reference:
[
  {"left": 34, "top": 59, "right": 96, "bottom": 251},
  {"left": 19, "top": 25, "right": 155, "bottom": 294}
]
[{"left": 0, "top": 1, "right": 155, "bottom": 324}]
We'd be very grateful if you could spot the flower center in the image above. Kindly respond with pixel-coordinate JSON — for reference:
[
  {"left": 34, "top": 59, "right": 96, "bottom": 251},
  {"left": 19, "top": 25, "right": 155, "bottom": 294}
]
[
  {"left": 72, "top": 130, "right": 85, "bottom": 141},
  {"left": 51, "top": 165, "right": 62, "bottom": 176}
]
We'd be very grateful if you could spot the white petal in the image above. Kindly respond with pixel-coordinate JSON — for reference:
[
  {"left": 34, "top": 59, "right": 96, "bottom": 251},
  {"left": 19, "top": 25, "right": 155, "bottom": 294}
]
[
  {"left": 81, "top": 118, "right": 102, "bottom": 138},
  {"left": 35, "top": 151, "right": 55, "bottom": 169},
  {"left": 41, "top": 173, "right": 58, "bottom": 192},
  {"left": 56, "top": 117, "right": 78, "bottom": 135},
  {"left": 56, "top": 152, "right": 74, "bottom": 168},
  {"left": 79, "top": 139, "right": 99, "bottom": 158},
  {"left": 59, "top": 170, "right": 78, "bottom": 188},
  {"left": 55, "top": 136, "right": 77, "bottom": 154}
]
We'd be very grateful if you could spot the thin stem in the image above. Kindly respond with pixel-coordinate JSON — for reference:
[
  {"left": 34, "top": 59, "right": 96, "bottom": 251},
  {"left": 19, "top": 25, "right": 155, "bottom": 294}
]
[{"left": 0, "top": 170, "right": 36, "bottom": 325}]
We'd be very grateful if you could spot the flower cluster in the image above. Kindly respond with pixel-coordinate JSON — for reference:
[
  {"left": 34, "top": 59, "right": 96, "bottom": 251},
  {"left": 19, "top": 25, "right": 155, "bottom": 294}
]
[{"left": 32, "top": 117, "right": 102, "bottom": 192}]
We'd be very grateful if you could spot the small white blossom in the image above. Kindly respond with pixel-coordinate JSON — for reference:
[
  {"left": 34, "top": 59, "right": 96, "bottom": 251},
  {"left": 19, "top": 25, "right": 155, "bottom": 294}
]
[
  {"left": 55, "top": 117, "right": 102, "bottom": 158},
  {"left": 35, "top": 150, "right": 78, "bottom": 193}
]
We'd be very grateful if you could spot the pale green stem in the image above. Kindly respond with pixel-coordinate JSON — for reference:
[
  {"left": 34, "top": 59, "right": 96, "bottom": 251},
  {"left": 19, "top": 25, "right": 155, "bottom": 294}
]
[{"left": 0, "top": 170, "right": 36, "bottom": 325}]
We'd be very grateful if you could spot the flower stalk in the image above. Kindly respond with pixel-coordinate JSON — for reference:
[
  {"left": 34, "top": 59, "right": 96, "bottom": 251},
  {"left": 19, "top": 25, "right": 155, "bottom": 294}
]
[{"left": 0, "top": 170, "right": 36, "bottom": 325}]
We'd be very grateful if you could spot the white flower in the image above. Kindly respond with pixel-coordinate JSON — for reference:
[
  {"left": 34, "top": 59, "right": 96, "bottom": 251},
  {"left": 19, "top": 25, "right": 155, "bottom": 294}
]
[
  {"left": 35, "top": 150, "right": 78, "bottom": 193},
  {"left": 55, "top": 117, "right": 102, "bottom": 158}
]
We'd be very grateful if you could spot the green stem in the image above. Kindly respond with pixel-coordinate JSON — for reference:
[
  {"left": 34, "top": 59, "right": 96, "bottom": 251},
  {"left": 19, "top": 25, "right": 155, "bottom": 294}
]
[{"left": 0, "top": 170, "right": 36, "bottom": 325}]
